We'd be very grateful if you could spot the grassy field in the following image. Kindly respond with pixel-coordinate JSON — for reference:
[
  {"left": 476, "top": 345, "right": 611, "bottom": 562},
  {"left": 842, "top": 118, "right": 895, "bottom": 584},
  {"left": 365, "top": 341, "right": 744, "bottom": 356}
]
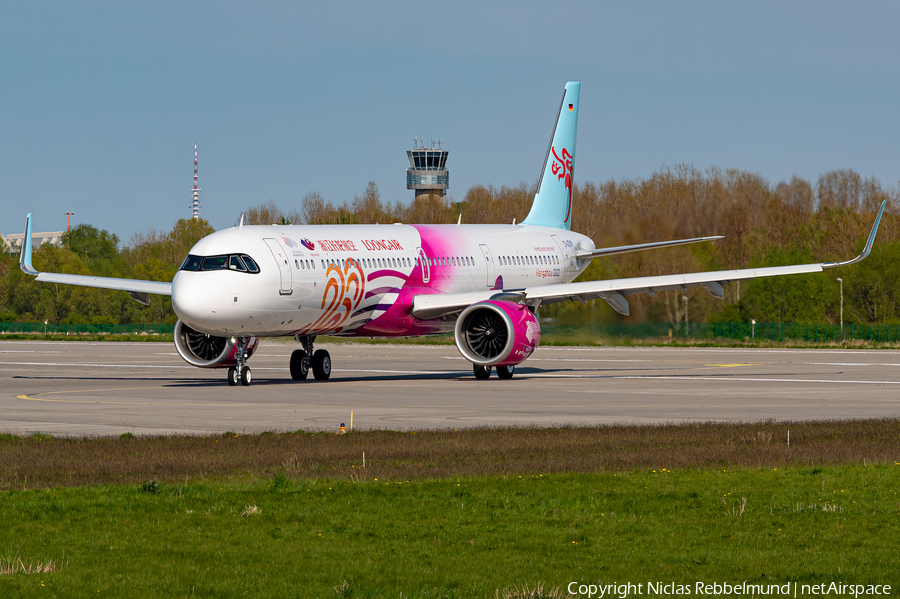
[{"left": 1, "top": 422, "right": 899, "bottom": 597}]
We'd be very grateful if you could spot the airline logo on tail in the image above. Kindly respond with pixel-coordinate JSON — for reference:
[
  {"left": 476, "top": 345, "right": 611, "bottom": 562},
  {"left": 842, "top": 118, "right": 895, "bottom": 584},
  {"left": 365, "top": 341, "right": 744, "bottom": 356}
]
[{"left": 550, "top": 146, "right": 573, "bottom": 223}]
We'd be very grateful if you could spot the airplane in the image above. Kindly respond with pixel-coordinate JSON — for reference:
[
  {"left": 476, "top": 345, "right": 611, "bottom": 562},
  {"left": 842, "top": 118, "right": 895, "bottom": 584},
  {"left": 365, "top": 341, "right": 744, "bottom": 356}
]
[{"left": 19, "top": 82, "right": 885, "bottom": 386}]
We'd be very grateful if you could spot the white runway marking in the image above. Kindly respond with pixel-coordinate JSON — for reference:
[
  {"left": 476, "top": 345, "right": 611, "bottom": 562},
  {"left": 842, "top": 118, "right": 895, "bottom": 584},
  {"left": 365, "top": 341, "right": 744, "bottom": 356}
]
[
  {"left": 538, "top": 346, "right": 900, "bottom": 356},
  {"left": 805, "top": 362, "right": 900, "bottom": 367},
  {"left": 621, "top": 375, "right": 900, "bottom": 385},
  {"left": 1, "top": 361, "right": 464, "bottom": 375}
]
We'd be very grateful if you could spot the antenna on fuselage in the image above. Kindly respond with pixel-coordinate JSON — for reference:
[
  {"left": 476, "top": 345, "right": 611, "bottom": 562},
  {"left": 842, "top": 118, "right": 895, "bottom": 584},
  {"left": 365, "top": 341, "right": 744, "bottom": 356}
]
[
  {"left": 457, "top": 214, "right": 462, "bottom": 226},
  {"left": 239, "top": 214, "right": 244, "bottom": 228}
]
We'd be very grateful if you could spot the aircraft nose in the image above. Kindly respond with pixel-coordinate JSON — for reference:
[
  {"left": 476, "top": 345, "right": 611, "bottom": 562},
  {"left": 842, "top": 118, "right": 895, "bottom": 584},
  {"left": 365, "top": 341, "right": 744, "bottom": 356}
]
[{"left": 172, "top": 271, "right": 223, "bottom": 332}]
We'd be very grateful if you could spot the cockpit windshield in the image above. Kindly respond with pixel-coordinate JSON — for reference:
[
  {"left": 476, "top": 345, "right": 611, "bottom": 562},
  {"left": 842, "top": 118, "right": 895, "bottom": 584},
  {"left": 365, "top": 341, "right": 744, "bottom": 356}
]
[
  {"left": 180, "top": 255, "right": 202, "bottom": 271},
  {"left": 201, "top": 256, "right": 228, "bottom": 270},
  {"left": 180, "top": 254, "right": 260, "bottom": 274}
]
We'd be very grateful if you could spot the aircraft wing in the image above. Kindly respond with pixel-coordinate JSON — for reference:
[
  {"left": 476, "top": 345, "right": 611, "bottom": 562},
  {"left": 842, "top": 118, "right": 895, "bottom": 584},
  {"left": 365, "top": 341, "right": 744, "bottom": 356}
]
[
  {"left": 18, "top": 213, "right": 172, "bottom": 306},
  {"left": 412, "top": 200, "right": 885, "bottom": 320}
]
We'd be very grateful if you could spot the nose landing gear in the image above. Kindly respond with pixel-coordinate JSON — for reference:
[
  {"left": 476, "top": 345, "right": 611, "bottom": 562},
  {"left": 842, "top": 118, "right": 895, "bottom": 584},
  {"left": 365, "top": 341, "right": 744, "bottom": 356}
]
[
  {"left": 227, "top": 337, "right": 253, "bottom": 386},
  {"left": 292, "top": 335, "right": 331, "bottom": 381}
]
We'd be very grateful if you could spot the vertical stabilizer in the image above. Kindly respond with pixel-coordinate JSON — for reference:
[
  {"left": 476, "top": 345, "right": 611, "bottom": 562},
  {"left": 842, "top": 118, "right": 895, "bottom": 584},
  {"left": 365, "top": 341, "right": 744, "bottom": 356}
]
[{"left": 522, "top": 81, "right": 581, "bottom": 230}]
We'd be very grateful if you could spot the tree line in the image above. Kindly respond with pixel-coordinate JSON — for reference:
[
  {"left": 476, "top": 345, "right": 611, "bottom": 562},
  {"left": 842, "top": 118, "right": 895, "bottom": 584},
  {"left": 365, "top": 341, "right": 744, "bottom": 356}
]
[{"left": 1, "top": 166, "right": 898, "bottom": 327}]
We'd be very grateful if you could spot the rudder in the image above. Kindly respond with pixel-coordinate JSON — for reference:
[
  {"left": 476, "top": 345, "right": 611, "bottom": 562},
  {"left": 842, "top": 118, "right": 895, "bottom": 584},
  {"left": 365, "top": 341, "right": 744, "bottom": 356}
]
[{"left": 522, "top": 81, "right": 581, "bottom": 231}]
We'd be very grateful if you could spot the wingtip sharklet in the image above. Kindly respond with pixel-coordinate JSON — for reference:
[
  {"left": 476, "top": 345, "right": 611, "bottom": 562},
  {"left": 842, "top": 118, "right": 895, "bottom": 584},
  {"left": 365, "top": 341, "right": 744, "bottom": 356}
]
[
  {"left": 19, "top": 213, "right": 38, "bottom": 275},
  {"left": 821, "top": 199, "right": 886, "bottom": 269}
]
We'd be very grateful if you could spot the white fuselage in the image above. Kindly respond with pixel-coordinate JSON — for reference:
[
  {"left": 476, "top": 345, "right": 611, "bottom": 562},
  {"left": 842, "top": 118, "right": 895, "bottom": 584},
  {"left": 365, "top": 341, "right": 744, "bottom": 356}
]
[{"left": 172, "top": 223, "right": 594, "bottom": 338}]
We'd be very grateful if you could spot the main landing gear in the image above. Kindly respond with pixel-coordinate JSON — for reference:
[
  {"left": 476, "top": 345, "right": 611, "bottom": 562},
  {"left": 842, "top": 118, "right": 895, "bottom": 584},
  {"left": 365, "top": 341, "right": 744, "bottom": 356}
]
[
  {"left": 227, "top": 337, "right": 253, "bottom": 387},
  {"left": 290, "top": 335, "right": 331, "bottom": 381},
  {"left": 473, "top": 364, "right": 515, "bottom": 380}
]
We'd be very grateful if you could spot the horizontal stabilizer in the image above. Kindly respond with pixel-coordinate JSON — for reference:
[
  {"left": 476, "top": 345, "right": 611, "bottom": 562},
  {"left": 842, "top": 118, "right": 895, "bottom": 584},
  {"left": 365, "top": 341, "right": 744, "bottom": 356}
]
[{"left": 575, "top": 236, "right": 724, "bottom": 260}]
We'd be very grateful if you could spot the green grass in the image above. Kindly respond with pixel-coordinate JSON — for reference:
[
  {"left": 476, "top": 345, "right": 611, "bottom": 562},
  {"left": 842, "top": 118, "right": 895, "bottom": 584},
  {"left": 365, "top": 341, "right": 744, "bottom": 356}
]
[
  {"left": 3, "top": 420, "right": 900, "bottom": 489},
  {"left": 0, "top": 466, "right": 898, "bottom": 597},
  {"left": 1, "top": 422, "right": 900, "bottom": 596}
]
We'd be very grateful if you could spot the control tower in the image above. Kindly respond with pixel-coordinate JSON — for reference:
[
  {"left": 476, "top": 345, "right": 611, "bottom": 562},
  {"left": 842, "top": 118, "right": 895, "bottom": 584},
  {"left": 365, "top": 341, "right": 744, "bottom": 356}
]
[{"left": 406, "top": 139, "right": 448, "bottom": 199}]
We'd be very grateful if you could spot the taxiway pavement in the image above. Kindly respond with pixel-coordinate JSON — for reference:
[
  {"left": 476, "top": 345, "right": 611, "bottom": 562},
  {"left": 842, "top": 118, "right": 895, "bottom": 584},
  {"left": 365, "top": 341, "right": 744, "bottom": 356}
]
[{"left": 2, "top": 340, "right": 899, "bottom": 435}]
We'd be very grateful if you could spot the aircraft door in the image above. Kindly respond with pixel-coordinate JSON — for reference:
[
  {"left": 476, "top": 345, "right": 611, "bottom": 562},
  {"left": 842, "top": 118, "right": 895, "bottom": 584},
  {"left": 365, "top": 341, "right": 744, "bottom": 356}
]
[
  {"left": 479, "top": 244, "right": 495, "bottom": 287},
  {"left": 417, "top": 247, "right": 430, "bottom": 283},
  {"left": 263, "top": 238, "right": 293, "bottom": 295}
]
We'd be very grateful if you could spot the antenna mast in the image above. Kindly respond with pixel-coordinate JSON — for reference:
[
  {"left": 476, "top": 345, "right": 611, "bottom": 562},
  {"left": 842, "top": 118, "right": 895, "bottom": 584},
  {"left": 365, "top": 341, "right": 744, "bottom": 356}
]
[{"left": 190, "top": 143, "right": 201, "bottom": 220}]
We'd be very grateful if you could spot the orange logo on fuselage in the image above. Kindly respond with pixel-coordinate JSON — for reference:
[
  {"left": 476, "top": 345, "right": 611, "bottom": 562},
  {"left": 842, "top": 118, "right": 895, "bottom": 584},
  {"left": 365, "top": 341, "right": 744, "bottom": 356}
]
[{"left": 301, "top": 258, "right": 366, "bottom": 334}]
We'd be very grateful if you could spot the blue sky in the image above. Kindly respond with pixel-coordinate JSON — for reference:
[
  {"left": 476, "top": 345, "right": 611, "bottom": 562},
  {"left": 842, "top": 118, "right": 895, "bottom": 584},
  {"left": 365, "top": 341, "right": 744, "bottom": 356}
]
[{"left": 2, "top": 1, "right": 898, "bottom": 242}]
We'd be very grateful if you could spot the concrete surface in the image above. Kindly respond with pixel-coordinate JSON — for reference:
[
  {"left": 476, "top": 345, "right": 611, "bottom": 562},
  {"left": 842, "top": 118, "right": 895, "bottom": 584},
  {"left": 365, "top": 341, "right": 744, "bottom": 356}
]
[{"left": 2, "top": 340, "right": 899, "bottom": 435}]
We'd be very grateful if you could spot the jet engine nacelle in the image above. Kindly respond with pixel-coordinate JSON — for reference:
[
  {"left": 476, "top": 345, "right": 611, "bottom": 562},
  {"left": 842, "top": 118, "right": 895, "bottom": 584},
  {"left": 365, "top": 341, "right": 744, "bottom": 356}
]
[
  {"left": 174, "top": 319, "right": 258, "bottom": 368},
  {"left": 454, "top": 300, "right": 541, "bottom": 367}
]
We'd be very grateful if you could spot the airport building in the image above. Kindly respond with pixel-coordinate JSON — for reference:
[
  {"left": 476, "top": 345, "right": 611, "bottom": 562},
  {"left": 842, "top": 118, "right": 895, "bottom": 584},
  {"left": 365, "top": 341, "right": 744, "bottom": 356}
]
[
  {"left": 3, "top": 230, "right": 66, "bottom": 253},
  {"left": 407, "top": 139, "right": 448, "bottom": 200}
]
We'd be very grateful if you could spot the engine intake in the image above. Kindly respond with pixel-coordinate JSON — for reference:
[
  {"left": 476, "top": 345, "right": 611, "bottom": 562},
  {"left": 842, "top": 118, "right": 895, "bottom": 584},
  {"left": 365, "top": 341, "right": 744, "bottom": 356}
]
[
  {"left": 174, "top": 319, "right": 257, "bottom": 368},
  {"left": 454, "top": 300, "right": 541, "bottom": 366}
]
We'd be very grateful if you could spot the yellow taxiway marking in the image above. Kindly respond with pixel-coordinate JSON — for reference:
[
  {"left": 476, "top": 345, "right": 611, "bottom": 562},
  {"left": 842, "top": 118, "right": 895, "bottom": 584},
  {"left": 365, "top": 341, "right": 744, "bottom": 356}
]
[
  {"left": 705, "top": 363, "right": 760, "bottom": 368},
  {"left": 16, "top": 386, "right": 294, "bottom": 407}
]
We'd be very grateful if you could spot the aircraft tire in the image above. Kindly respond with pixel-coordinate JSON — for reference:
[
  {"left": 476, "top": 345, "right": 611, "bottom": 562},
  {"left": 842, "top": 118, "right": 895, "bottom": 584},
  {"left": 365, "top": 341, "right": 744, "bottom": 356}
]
[
  {"left": 312, "top": 350, "right": 331, "bottom": 381},
  {"left": 290, "top": 350, "right": 310, "bottom": 381},
  {"left": 473, "top": 364, "right": 492, "bottom": 380},
  {"left": 227, "top": 367, "right": 239, "bottom": 386},
  {"left": 496, "top": 365, "right": 515, "bottom": 380},
  {"left": 240, "top": 367, "right": 252, "bottom": 386}
]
